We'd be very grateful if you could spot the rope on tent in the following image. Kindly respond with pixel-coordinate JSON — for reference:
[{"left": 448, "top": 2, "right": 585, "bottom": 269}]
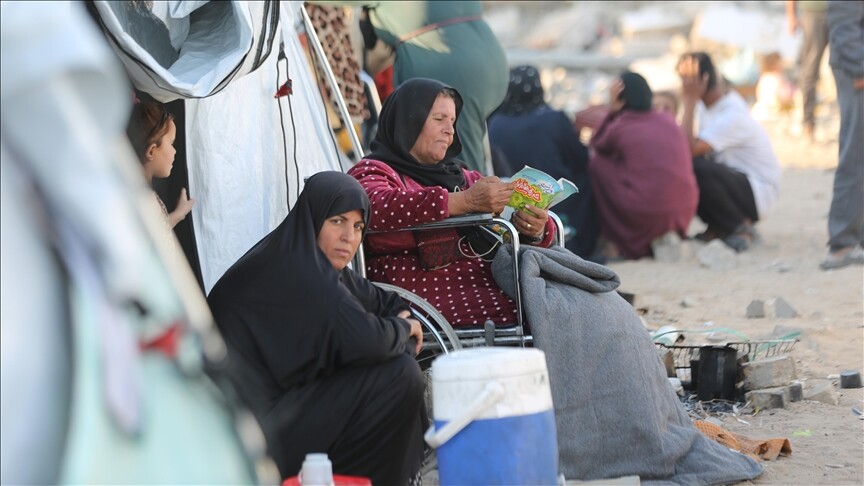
[{"left": 275, "top": 40, "right": 299, "bottom": 209}]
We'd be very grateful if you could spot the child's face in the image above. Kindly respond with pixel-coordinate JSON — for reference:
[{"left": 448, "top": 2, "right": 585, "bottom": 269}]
[
  {"left": 653, "top": 95, "right": 677, "bottom": 116},
  {"left": 145, "top": 119, "right": 177, "bottom": 179}
]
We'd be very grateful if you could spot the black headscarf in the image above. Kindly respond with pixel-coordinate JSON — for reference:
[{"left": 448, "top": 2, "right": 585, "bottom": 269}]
[
  {"left": 207, "top": 171, "right": 374, "bottom": 388},
  {"left": 497, "top": 65, "right": 546, "bottom": 115},
  {"left": 619, "top": 71, "right": 653, "bottom": 112},
  {"left": 211, "top": 171, "right": 370, "bottom": 298},
  {"left": 367, "top": 78, "right": 467, "bottom": 191}
]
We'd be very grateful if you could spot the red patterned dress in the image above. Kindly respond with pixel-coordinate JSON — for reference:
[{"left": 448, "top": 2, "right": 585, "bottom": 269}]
[{"left": 348, "top": 159, "right": 555, "bottom": 327}]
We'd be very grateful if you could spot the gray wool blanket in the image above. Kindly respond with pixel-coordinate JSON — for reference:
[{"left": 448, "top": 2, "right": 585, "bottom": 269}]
[{"left": 492, "top": 245, "right": 763, "bottom": 485}]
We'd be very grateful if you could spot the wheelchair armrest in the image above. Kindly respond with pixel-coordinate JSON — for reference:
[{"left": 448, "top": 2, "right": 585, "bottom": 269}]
[
  {"left": 368, "top": 213, "right": 504, "bottom": 233},
  {"left": 548, "top": 210, "right": 565, "bottom": 247},
  {"left": 376, "top": 211, "right": 564, "bottom": 248},
  {"left": 367, "top": 210, "right": 563, "bottom": 244}
]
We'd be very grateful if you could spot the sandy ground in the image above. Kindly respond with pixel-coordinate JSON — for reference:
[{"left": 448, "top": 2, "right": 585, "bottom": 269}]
[{"left": 606, "top": 121, "right": 864, "bottom": 485}]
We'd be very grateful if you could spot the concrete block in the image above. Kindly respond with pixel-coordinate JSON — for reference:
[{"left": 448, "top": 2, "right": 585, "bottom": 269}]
[
  {"left": 787, "top": 381, "right": 803, "bottom": 402},
  {"left": 697, "top": 240, "right": 737, "bottom": 270},
  {"left": 746, "top": 299, "right": 766, "bottom": 318},
  {"left": 746, "top": 386, "right": 788, "bottom": 409},
  {"left": 652, "top": 231, "right": 683, "bottom": 262},
  {"left": 803, "top": 379, "right": 839, "bottom": 405},
  {"left": 742, "top": 354, "right": 797, "bottom": 390},
  {"left": 772, "top": 297, "right": 799, "bottom": 318}
]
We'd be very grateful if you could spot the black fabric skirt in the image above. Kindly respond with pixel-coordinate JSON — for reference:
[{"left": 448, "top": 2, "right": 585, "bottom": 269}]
[{"left": 262, "top": 353, "right": 426, "bottom": 486}]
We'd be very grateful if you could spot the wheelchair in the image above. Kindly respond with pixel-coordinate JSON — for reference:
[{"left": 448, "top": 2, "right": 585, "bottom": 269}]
[
  {"left": 355, "top": 211, "right": 564, "bottom": 474},
  {"left": 357, "top": 211, "right": 566, "bottom": 369}
]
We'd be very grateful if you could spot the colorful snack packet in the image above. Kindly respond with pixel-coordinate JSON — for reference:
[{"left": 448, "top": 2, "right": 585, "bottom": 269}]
[{"left": 507, "top": 165, "right": 579, "bottom": 211}]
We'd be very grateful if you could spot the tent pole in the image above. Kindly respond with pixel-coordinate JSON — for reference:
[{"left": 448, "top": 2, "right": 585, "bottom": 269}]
[{"left": 300, "top": 5, "right": 365, "bottom": 161}]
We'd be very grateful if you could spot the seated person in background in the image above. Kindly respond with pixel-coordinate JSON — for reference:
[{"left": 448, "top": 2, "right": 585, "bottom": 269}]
[
  {"left": 589, "top": 72, "right": 698, "bottom": 260},
  {"left": 126, "top": 100, "right": 194, "bottom": 230},
  {"left": 652, "top": 90, "right": 680, "bottom": 118},
  {"left": 488, "top": 65, "right": 599, "bottom": 257},
  {"left": 678, "top": 52, "right": 781, "bottom": 252},
  {"left": 752, "top": 51, "right": 796, "bottom": 122},
  {"left": 207, "top": 172, "right": 426, "bottom": 485},
  {"left": 347, "top": 78, "right": 557, "bottom": 327}
]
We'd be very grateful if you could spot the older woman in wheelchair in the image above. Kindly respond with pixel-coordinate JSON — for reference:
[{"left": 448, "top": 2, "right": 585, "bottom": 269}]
[
  {"left": 348, "top": 78, "right": 765, "bottom": 484},
  {"left": 347, "top": 78, "right": 557, "bottom": 329}
]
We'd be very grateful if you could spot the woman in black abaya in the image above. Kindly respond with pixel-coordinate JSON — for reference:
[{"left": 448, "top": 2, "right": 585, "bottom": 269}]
[{"left": 207, "top": 172, "right": 426, "bottom": 485}]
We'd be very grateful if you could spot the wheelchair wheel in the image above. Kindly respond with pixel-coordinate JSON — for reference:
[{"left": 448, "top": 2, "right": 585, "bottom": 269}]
[{"left": 371, "top": 283, "right": 462, "bottom": 366}]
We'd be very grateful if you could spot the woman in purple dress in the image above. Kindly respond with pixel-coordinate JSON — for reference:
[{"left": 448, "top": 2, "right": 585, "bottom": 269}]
[{"left": 589, "top": 72, "right": 698, "bottom": 259}]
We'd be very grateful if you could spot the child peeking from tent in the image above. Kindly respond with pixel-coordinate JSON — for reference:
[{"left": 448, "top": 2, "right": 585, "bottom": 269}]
[{"left": 126, "top": 100, "right": 194, "bottom": 229}]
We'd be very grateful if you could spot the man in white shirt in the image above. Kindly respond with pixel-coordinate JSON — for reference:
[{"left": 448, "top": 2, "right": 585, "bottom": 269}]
[{"left": 678, "top": 52, "right": 782, "bottom": 252}]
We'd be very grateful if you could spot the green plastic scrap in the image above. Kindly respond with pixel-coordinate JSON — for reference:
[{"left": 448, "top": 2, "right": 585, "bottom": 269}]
[{"left": 651, "top": 327, "right": 752, "bottom": 343}]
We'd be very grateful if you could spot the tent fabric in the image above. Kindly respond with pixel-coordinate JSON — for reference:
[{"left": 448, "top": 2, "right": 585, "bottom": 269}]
[
  {"left": 186, "top": 2, "right": 347, "bottom": 292},
  {"left": 92, "top": 0, "right": 280, "bottom": 102},
  {"left": 92, "top": 0, "right": 349, "bottom": 291}
]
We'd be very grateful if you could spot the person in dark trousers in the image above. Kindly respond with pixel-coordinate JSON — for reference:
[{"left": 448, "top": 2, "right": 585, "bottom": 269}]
[
  {"left": 820, "top": 0, "right": 864, "bottom": 270},
  {"left": 786, "top": 0, "right": 829, "bottom": 140},
  {"left": 677, "top": 52, "right": 781, "bottom": 252}
]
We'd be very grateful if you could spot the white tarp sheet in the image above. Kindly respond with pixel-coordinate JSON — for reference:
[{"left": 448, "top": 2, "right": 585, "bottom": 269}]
[
  {"left": 185, "top": 2, "right": 344, "bottom": 292},
  {"left": 92, "top": 0, "right": 279, "bottom": 102},
  {"left": 92, "top": 0, "right": 346, "bottom": 292}
]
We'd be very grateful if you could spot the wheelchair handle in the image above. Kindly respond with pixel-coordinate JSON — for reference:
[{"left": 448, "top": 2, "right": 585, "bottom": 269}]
[{"left": 423, "top": 381, "right": 505, "bottom": 449}]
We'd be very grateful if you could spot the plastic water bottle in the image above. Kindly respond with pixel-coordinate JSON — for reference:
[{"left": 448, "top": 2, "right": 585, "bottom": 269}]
[{"left": 300, "top": 453, "right": 334, "bottom": 486}]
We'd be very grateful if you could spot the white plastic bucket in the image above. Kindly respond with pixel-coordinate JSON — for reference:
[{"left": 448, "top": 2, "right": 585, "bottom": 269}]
[{"left": 425, "top": 348, "right": 558, "bottom": 485}]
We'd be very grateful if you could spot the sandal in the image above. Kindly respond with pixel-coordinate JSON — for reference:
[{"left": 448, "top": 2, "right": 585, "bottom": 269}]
[
  {"left": 820, "top": 245, "right": 864, "bottom": 270},
  {"left": 690, "top": 226, "right": 723, "bottom": 243},
  {"left": 722, "top": 223, "right": 760, "bottom": 253},
  {"left": 722, "top": 233, "right": 752, "bottom": 252},
  {"left": 693, "top": 228, "right": 720, "bottom": 242}
]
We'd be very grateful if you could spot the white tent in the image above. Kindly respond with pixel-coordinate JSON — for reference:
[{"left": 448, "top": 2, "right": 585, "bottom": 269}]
[{"left": 93, "top": 0, "right": 349, "bottom": 292}]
